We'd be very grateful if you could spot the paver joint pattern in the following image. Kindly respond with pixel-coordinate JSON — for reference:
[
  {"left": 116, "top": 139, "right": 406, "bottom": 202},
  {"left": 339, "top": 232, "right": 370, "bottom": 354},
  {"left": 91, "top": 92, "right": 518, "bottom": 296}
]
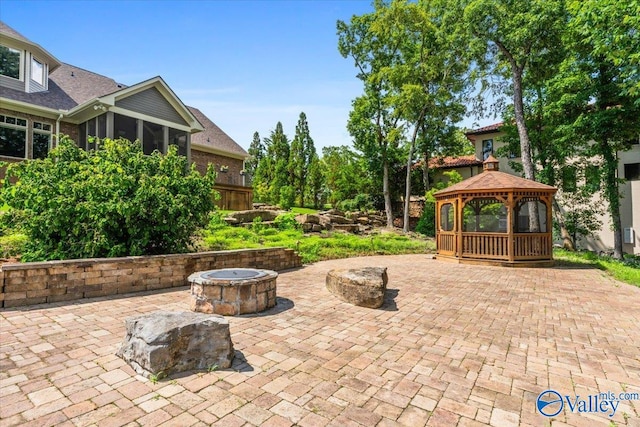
[{"left": 1, "top": 254, "right": 639, "bottom": 426}]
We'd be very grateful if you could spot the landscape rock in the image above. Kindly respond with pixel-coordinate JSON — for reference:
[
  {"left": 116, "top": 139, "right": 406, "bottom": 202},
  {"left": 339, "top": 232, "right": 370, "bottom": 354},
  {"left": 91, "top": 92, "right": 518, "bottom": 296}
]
[
  {"left": 226, "top": 209, "right": 280, "bottom": 224},
  {"left": 326, "top": 267, "right": 388, "bottom": 308},
  {"left": 116, "top": 311, "right": 234, "bottom": 378}
]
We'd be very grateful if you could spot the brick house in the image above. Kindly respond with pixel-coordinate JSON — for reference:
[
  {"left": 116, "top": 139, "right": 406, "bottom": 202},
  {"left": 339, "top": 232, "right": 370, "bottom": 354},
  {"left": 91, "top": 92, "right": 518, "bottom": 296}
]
[{"left": 0, "top": 21, "right": 252, "bottom": 210}]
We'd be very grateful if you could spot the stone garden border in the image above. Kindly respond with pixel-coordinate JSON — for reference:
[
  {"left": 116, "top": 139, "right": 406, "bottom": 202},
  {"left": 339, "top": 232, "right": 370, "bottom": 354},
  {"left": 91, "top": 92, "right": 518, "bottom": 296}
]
[{"left": 0, "top": 248, "right": 301, "bottom": 308}]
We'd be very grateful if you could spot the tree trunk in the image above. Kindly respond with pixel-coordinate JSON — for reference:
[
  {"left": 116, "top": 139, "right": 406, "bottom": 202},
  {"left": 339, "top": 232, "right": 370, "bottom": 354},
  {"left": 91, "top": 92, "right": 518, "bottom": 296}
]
[
  {"left": 383, "top": 158, "right": 394, "bottom": 228},
  {"left": 422, "top": 151, "right": 430, "bottom": 192},
  {"left": 512, "top": 65, "right": 540, "bottom": 232},
  {"left": 553, "top": 198, "right": 575, "bottom": 251},
  {"left": 403, "top": 127, "right": 419, "bottom": 233},
  {"left": 601, "top": 144, "right": 624, "bottom": 259}
]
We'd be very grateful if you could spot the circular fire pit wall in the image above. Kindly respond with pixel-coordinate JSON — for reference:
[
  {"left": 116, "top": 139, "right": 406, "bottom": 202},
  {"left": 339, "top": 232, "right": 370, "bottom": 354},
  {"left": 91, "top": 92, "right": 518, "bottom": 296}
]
[{"left": 188, "top": 268, "right": 278, "bottom": 315}]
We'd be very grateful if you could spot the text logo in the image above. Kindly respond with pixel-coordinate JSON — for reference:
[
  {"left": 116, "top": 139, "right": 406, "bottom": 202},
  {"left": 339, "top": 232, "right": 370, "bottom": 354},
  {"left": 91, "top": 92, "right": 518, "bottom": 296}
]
[{"left": 537, "top": 390, "right": 564, "bottom": 417}]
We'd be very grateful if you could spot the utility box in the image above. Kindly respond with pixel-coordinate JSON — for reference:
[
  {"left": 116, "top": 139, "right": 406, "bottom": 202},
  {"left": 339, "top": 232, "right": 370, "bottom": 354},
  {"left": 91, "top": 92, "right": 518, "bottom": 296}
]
[{"left": 623, "top": 227, "right": 635, "bottom": 244}]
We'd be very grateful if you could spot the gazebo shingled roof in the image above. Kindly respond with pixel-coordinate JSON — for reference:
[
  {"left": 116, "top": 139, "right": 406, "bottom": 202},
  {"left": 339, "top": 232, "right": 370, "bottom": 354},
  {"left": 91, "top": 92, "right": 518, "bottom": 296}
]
[{"left": 435, "top": 169, "right": 556, "bottom": 195}]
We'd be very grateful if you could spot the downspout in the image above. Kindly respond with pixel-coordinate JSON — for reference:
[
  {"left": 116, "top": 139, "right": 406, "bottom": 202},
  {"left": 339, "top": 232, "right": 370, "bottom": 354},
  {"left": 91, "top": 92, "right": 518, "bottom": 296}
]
[{"left": 55, "top": 112, "right": 65, "bottom": 148}]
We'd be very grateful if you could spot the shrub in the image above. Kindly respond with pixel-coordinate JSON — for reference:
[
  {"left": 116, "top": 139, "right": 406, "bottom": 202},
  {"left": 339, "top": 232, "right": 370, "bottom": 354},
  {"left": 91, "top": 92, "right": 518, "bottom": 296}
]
[
  {"left": 273, "top": 212, "right": 300, "bottom": 231},
  {"left": 338, "top": 193, "right": 373, "bottom": 212},
  {"left": 0, "top": 137, "right": 217, "bottom": 261},
  {"left": 415, "top": 201, "right": 436, "bottom": 237},
  {"left": 0, "top": 233, "right": 28, "bottom": 258},
  {"left": 279, "top": 186, "right": 295, "bottom": 210}
]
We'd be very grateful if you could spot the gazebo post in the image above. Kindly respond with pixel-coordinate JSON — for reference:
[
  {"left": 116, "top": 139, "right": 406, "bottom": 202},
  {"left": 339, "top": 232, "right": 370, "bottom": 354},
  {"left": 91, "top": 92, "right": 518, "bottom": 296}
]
[
  {"left": 546, "top": 195, "right": 553, "bottom": 256},
  {"left": 457, "top": 195, "right": 463, "bottom": 257},
  {"left": 507, "top": 193, "right": 515, "bottom": 263}
]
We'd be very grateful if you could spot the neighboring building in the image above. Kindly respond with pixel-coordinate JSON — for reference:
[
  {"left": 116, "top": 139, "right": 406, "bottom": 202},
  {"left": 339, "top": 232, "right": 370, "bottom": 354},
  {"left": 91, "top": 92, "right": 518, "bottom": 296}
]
[
  {"left": 431, "top": 122, "right": 640, "bottom": 255},
  {"left": 0, "top": 21, "right": 251, "bottom": 210}
]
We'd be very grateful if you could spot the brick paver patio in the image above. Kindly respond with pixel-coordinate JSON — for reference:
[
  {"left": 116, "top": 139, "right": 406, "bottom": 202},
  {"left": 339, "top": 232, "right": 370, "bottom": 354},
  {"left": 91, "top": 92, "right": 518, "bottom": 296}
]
[{"left": 1, "top": 254, "right": 639, "bottom": 426}]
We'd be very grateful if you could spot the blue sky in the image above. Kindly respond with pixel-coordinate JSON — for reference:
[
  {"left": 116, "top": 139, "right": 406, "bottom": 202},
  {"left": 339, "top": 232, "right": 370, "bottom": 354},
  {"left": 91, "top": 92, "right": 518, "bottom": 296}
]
[{"left": 2, "top": 0, "right": 494, "bottom": 152}]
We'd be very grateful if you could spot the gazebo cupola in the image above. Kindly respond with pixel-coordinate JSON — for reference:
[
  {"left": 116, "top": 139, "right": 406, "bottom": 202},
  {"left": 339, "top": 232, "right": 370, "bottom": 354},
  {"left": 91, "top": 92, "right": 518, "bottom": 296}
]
[{"left": 433, "top": 156, "right": 557, "bottom": 266}]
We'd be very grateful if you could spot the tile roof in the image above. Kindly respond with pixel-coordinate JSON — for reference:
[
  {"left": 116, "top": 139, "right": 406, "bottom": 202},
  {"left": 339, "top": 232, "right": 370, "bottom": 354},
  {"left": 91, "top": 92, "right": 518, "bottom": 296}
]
[
  {"left": 435, "top": 169, "right": 556, "bottom": 196},
  {"left": 465, "top": 122, "right": 504, "bottom": 136},
  {"left": 428, "top": 155, "right": 483, "bottom": 169},
  {"left": 188, "top": 107, "right": 248, "bottom": 158}
]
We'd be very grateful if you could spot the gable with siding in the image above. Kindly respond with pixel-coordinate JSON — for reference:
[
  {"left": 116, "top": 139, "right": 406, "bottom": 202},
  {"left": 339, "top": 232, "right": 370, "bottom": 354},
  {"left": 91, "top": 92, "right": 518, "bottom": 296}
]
[{"left": 115, "top": 87, "right": 188, "bottom": 126}]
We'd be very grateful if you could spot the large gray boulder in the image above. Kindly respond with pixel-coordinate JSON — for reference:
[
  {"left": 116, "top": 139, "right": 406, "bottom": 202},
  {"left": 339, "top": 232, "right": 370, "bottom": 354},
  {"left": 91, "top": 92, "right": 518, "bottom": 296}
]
[
  {"left": 326, "top": 267, "right": 388, "bottom": 309},
  {"left": 116, "top": 311, "right": 234, "bottom": 378},
  {"left": 225, "top": 209, "right": 280, "bottom": 224}
]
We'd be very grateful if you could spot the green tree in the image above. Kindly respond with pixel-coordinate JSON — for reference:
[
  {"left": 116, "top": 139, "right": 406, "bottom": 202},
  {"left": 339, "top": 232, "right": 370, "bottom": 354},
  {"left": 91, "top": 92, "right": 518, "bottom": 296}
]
[
  {"left": 463, "top": 0, "right": 567, "bottom": 231},
  {"left": 306, "top": 152, "right": 325, "bottom": 209},
  {"left": 550, "top": 0, "right": 640, "bottom": 258},
  {"left": 246, "top": 131, "right": 264, "bottom": 183},
  {"left": 369, "top": 0, "right": 470, "bottom": 232},
  {"left": 322, "top": 145, "right": 372, "bottom": 207},
  {"left": 289, "top": 112, "right": 317, "bottom": 206},
  {"left": 264, "top": 122, "right": 291, "bottom": 206},
  {"left": 0, "top": 137, "right": 217, "bottom": 261},
  {"left": 338, "top": 3, "right": 406, "bottom": 227}
]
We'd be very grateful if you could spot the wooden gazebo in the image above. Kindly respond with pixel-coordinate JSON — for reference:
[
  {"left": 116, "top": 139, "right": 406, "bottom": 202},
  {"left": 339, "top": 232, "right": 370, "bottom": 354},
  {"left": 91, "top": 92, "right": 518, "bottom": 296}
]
[{"left": 434, "top": 156, "right": 557, "bottom": 266}]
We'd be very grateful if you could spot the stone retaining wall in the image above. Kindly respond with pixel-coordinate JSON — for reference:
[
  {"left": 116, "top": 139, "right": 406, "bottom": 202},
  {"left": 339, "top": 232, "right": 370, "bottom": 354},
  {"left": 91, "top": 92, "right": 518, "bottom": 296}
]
[{"left": 0, "top": 248, "right": 301, "bottom": 308}]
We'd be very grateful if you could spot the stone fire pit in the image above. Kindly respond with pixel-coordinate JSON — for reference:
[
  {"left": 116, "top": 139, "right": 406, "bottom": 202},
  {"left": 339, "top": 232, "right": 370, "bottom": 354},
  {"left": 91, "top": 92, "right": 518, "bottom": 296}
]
[{"left": 188, "top": 268, "right": 278, "bottom": 315}]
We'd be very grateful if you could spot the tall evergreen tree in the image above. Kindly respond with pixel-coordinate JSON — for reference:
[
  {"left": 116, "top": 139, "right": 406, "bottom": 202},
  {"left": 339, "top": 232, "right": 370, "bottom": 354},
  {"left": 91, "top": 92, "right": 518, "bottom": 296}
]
[
  {"left": 289, "top": 112, "right": 316, "bottom": 206},
  {"left": 264, "top": 122, "right": 291, "bottom": 206},
  {"left": 246, "top": 131, "right": 264, "bottom": 183}
]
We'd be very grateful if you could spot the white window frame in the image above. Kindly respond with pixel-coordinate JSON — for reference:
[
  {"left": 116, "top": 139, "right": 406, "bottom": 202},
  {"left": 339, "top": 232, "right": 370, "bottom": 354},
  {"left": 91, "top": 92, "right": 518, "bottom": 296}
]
[
  {"left": 33, "top": 121, "right": 53, "bottom": 159},
  {"left": 0, "top": 44, "right": 23, "bottom": 81},
  {"left": 31, "top": 56, "right": 44, "bottom": 85},
  {"left": 0, "top": 114, "right": 28, "bottom": 159}
]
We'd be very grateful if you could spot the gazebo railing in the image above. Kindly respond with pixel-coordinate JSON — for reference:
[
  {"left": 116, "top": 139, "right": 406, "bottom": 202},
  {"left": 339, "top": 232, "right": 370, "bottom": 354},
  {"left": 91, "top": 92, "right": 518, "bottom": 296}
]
[
  {"left": 461, "top": 232, "right": 509, "bottom": 259},
  {"left": 440, "top": 232, "right": 552, "bottom": 260},
  {"left": 514, "top": 233, "right": 551, "bottom": 259}
]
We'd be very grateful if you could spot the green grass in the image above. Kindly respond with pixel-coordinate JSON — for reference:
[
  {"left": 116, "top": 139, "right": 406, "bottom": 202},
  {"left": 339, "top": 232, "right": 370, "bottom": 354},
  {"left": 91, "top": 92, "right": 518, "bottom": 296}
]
[
  {"left": 200, "top": 220, "right": 433, "bottom": 264},
  {"left": 290, "top": 207, "right": 319, "bottom": 214},
  {"left": 0, "top": 203, "right": 9, "bottom": 212},
  {"left": 554, "top": 249, "right": 640, "bottom": 287}
]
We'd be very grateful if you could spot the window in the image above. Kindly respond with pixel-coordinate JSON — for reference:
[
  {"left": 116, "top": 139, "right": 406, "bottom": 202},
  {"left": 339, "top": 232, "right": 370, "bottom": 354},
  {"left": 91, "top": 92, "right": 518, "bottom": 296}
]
[
  {"left": 482, "top": 139, "right": 493, "bottom": 160},
  {"left": 439, "top": 203, "right": 454, "bottom": 231},
  {"left": 31, "top": 57, "right": 44, "bottom": 85},
  {"left": 515, "top": 200, "right": 547, "bottom": 233},
  {"left": 0, "top": 45, "right": 21, "bottom": 79},
  {"left": 33, "top": 121, "right": 52, "bottom": 159},
  {"left": 0, "top": 115, "right": 27, "bottom": 158},
  {"left": 585, "top": 165, "right": 600, "bottom": 192},
  {"left": 624, "top": 163, "right": 640, "bottom": 181},
  {"left": 562, "top": 166, "right": 577, "bottom": 192}
]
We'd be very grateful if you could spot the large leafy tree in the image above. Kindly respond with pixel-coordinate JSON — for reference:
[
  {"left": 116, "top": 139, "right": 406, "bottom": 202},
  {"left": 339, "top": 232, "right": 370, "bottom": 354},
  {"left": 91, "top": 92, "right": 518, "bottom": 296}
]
[
  {"left": 322, "top": 145, "right": 372, "bottom": 207},
  {"left": 338, "top": 3, "right": 404, "bottom": 227},
  {"left": 463, "top": 0, "right": 567, "bottom": 230},
  {"left": 551, "top": 0, "right": 640, "bottom": 258},
  {"left": 371, "top": 0, "right": 470, "bottom": 231}
]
